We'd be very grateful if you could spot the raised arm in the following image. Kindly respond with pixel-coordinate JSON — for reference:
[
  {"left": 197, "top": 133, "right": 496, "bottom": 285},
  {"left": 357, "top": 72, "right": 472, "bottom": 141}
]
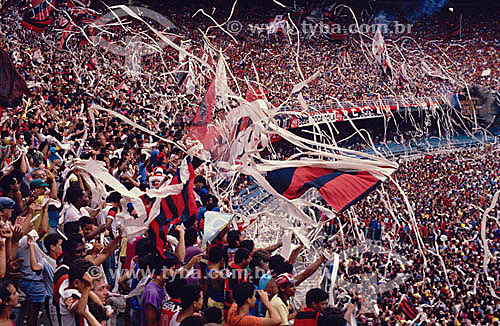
[
  {"left": 88, "top": 234, "right": 122, "bottom": 266},
  {"left": 72, "top": 272, "right": 92, "bottom": 317},
  {"left": 258, "top": 290, "right": 282, "bottom": 326},
  {"left": 294, "top": 254, "right": 326, "bottom": 287},
  {"left": 287, "top": 243, "right": 304, "bottom": 265},
  {"left": 175, "top": 226, "right": 185, "bottom": 263},
  {"left": 179, "top": 253, "right": 203, "bottom": 277},
  {"left": 20, "top": 153, "right": 28, "bottom": 174},
  {"left": 0, "top": 238, "right": 6, "bottom": 278},
  {"left": 27, "top": 238, "right": 43, "bottom": 272},
  {"left": 260, "top": 241, "right": 283, "bottom": 255},
  {"left": 46, "top": 169, "right": 58, "bottom": 199},
  {"left": 37, "top": 203, "right": 49, "bottom": 238}
]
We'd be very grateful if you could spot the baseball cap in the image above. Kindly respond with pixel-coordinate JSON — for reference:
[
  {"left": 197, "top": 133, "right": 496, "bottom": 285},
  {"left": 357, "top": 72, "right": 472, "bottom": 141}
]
[
  {"left": 31, "top": 178, "right": 49, "bottom": 189},
  {"left": 275, "top": 273, "right": 296, "bottom": 286},
  {"left": 0, "top": 197, "right": 15, "bottom": 210}
]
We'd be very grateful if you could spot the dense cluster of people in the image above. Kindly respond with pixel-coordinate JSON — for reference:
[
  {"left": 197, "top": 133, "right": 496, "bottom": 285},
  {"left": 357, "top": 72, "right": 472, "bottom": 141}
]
[
  {"left": 331, "top": 145, "right": 500, "bottom": 325},
  {"left": 0, "top": 0, "right": 498, "bottom": 326}
]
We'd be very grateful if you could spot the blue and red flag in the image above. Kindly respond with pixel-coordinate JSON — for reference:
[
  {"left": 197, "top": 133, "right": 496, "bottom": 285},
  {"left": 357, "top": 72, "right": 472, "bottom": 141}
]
[
  {"left": 22, "top": 0, "right": 55, "bottom": 32},
  {"left": 265, "top": 166, "right": 388, "bottom": 213},
  {"left": 149, "top": 156, "right": 202, "bottom": 258}
]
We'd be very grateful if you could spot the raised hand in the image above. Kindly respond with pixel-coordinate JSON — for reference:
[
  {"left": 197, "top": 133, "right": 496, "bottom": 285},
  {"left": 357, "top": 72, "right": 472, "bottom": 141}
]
[
  {"left": 6, "top": 257, "right": 24, "bottom": 279},
  {"left": 0, "top": 223, "right": 13, "bottom": 239}
]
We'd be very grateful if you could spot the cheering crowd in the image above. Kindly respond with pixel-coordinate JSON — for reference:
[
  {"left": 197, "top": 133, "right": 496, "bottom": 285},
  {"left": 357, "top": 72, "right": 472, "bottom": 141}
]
[
  {"left": 336, "top": 146, "right": 500, "bottom": 325},
  {"left": 0, "top": 0, "right": 499, "bottom": 326}
]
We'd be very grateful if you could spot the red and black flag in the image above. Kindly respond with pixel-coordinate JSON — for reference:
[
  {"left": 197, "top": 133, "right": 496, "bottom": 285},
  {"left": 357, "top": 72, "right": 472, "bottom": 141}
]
[
  {"left": 22, "top": 0, "right": 55, "bottom": 32},
  {"left": 190, "top": 77, "right": 216, "bottom": 150},
  {"left": 0, "top": 48, "right": 29, "bottom": 108},
  {"left": 86, "top": 58, "right": 95, "bottom": 71},
  {"left": 58, "top": 22, "right": 75, "bottom": 51},
  {"left": 400, "top": 297, "right": 418, "bottom": 320},
  {"left": 149, "top": 156, "right": 202, "bottom": 258},
  {"left": 265, "top": 165, "right": 395, "bottom": 213},
  {"left": 444, "top": 14, "right": 462, "bottom": 40}
]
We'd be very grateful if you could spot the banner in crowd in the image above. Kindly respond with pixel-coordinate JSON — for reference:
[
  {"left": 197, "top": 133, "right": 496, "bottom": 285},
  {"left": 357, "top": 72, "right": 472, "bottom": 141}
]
[
  {"left": 287, "top": 100, "right": 440, "bottom": 128},
  {"left": 21, "top": 0, "right": 55, "bottom": 32}
]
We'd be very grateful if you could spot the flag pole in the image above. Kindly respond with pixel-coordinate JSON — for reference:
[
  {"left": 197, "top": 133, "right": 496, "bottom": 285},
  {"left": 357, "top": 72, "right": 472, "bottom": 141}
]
[{"left": 459, "top": 13, "right": 463, "bottom": 39}]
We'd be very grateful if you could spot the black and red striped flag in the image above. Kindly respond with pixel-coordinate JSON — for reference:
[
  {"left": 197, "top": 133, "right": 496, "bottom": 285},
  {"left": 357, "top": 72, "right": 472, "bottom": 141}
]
[
  {"left": 400, "top": 297, "right": 418, "bottom": 320},
  {"left": 149, "top": 156, "right": 202, "bottom": 258},
  {"left": 86, "top": 58, "right": 96, "bottom": 71},
  {"left": 22, "top": 0, "right": 55, "bottom": 32}
]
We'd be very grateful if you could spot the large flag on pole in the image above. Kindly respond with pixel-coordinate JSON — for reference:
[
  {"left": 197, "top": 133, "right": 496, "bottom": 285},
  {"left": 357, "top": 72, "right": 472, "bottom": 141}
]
[
  {"left": 0, "top": 49, "right": 29, "bottom": 108},
  {"left": 190, "top": 55, "right": 228, "bottom": 154}
]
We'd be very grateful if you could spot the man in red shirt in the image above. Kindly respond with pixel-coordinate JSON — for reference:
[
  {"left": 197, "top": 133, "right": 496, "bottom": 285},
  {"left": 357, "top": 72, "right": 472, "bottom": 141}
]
[
  {"left": 224, "top": 248, "right": 251, "bottom": 319},
  {"left": 294, "top": 289, "right": 328, "bottom": 326},
  {"left": 227, "top": 283, "right": 281, "bottom": 326}
]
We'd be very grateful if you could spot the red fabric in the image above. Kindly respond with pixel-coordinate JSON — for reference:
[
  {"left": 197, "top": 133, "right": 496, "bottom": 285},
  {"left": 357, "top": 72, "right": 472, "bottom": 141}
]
[
  {"left": 294, "top": 308, "right": 320, "bottom": 326},
  {"left": 0, "top": 49, "right": 29, "bottom": 108},
  {"left": 190, "top": 77, "right": 216, "bottom": 150},
  {"left": 283, "top": 168, "right": 380, "bottom": 213}
]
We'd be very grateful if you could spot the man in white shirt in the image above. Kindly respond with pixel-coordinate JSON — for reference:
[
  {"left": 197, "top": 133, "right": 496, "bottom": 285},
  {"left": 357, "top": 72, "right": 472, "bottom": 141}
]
[{"left": 63, "top": 185, "right": 90, "bottom": 224}]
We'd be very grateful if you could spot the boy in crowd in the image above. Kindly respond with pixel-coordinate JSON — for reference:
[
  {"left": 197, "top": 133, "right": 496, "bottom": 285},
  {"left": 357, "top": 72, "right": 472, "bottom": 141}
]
[
  {"left": 27, "top": 233, "right": 62, "bottom": 326},
  {"left": 60, "top": 258, "right": 100, "bottom": 326},
  {"left": 170, "top": 284, "right": 203, "bottom": 326},
  {"left": 227, "top": 283, "right": 281, "bottom": 326},
  {"left": 294, "top": 288, "right": 328, "bottom": 326},
  {"left": 142, "top": 253, "right": 179, "bottom": 326},
  {"left": 160, "top": 275, "right": 187, "bottom": 326}
]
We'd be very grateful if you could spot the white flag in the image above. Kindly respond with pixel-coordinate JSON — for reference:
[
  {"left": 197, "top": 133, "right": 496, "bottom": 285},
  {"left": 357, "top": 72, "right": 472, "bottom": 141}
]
[
  {"left": 203, "top": 212, "right": 234, "bottom": 245},
  {"left": 481, "top": 68, "right": 491, "bottom": 76},
  {"left": 372, "top": 26, "right": 385, "bottom": 64}
]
